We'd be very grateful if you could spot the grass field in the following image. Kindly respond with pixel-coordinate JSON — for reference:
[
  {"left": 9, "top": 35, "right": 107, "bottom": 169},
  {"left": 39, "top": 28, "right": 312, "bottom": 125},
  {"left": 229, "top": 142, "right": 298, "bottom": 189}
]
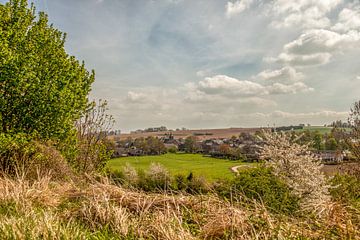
[
  {"left": 292, "top": 126, "right": 333, "bottom": 134},
  {"left": 107, "top": 153, "right": 251, "bottom": 180},
  {"left": 291, "top": 126, "right": 351, "bottom": 134}
]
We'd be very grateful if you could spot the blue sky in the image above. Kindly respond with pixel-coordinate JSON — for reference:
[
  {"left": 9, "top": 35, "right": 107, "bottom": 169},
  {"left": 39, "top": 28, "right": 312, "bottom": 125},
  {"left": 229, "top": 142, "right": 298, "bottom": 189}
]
[{"left": 3, "top": 0, "right": 360, "bottom": 132}]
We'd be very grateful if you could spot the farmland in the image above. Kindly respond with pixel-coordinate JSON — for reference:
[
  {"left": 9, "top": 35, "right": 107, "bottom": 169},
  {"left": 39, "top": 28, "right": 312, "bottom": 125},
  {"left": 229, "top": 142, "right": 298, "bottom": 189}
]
[
  {"left": 114, "top": 127, "right": 262, "bottom": 141},
  {"left": 107, "top": 153, "right": 253, "bottom": 180},
  {"left": 291, "top": 126, "right": 350, "bottom": 134},
  {"left": 292, "top": 126, "right": 333, "bottom": 134}
]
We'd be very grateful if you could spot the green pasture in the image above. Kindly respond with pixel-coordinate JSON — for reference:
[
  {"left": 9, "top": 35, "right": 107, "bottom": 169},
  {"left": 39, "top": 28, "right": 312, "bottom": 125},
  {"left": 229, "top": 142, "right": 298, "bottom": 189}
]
[
  {"left": 107, "top": 153, "right": 253, "bottom": 181},
  {"left": 296, "top": 126, "right": 332, "bottom": 134},
  {"left": 291, "top": 126, "right": 350, "bottom": 134}
]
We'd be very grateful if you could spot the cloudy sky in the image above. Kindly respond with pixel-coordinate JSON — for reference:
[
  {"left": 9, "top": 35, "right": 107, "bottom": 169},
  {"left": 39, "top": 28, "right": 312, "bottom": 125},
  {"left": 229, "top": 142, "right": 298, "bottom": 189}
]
[{"left": 6, "top": 0, "right": 360, "bottom": 131}]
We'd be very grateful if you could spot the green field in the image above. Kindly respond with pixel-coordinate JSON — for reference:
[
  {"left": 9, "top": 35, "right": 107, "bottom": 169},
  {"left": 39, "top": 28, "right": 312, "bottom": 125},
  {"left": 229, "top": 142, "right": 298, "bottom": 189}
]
[
  {"left": 107, "top": 153, "right": 251, "bottom": 180},
  {"left": 291, "top": 126, "right": 332, "bottom": 134},
  {"left": 291, "top": 126, "right": 351, "bottom": 134}
]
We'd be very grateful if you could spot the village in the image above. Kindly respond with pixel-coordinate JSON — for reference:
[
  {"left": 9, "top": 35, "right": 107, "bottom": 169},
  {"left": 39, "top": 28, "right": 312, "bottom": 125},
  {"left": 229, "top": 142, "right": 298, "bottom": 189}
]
[{"left": 111, "top": 126, "right": 349, "bottom": 164}]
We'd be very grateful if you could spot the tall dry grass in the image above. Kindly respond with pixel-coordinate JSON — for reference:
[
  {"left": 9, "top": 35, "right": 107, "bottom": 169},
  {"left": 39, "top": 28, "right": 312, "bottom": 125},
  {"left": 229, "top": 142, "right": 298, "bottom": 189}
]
[{"left": 0, "top": 173, "right": 358, "bottom": 239}]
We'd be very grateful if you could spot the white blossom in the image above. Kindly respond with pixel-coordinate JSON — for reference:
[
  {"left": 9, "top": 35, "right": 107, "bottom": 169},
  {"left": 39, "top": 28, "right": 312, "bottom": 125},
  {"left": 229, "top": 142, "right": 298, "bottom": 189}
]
[{"left": 260, "top": 130, "right": 331, "bottom": 216}]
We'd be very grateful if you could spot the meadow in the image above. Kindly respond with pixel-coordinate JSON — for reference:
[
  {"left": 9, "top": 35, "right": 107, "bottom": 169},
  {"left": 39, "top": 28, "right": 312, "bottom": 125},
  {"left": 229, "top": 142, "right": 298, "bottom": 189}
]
[
  {"left": 107, "top": 153, "right": 251, "bottom": 180},
  {"left": 292, "top": 126, "right": 351, "bottom": 134},
  {"left": 293, "top": 126, "right": 333, "bottom": 134}
]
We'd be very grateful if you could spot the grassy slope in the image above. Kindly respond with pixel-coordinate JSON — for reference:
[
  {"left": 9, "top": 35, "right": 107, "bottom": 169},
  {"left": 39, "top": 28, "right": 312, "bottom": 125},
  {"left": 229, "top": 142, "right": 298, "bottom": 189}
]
[
  {"left": 292, "top": 126, "right": 333, "bottom": 134},
  {"left": 291, "top": 126, "right": 351, "bottom": 134},
  {"left": 107, "top": 153, "right": 250, "bottom": 180}
]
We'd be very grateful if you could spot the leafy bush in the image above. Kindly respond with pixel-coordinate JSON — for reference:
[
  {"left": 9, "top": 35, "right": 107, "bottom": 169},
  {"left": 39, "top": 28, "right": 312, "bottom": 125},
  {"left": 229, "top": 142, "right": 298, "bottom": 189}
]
[
  {"left": 0, "top": 133, "right": 72, "bottom": 179},
  {"left": 137, "top": 163, "right": 172, "bottom": 192},
  {"left": 167, "top": 146, "right": 178, "bottom": 154},
  {"left": 0, "top": 0, "right": 93, "bottom": 143},
  {"left": 330, "top": 174, "right": 360, "bottom": 208},
  {"left": 219, "top": 167, "right": 300, "bottom": 214}
]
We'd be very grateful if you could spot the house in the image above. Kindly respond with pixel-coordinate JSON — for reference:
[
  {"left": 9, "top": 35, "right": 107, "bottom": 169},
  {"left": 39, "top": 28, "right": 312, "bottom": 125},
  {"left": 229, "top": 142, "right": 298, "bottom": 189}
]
[{"left": 315, "top": 150, "right": 345, "bottom": 163}]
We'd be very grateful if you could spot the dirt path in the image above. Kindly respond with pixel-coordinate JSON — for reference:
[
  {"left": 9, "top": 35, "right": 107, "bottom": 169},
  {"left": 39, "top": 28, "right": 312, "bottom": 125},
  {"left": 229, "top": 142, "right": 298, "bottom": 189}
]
[{"left": 230, "top": 164, "right": 254, "bottom": 175}]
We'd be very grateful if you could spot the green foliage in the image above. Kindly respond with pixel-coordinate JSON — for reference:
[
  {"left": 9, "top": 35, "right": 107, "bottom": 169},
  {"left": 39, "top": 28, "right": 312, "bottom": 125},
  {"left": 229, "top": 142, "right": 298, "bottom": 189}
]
[
  {"left": 330, "top": 174, "right": 360, "bottom": 209},
  {"left": 0, "top": 0, "right": 93, "bottom": 142},
  {"left": 348, "top": 100, "right": 360, "bottom": 160},
  {"left": 184, "top": 136, "right": 198, "bottom": 153},
  {"left": 313, "top": 131, "right": 325, "bottom": 150},
  {"left": 167, "top": 146, "right": 177, "bottom": 154},
  {"left": 221, "top": 167, "right": 300, "bottom": 214},
  {"left": 0, "top": 133, "right": 72, "bottom": 178},
  {"left": 0, "top": 133, "right": 30, "bottom": 172},
  {"left": 136, "top": 163, "right": 172, "bottom": 192},
  {"left": 132, "top": 136, "right": 166, "bottom": 155},
  {"left": 325, "top": 137, "right": 338, "bottom": 150}
]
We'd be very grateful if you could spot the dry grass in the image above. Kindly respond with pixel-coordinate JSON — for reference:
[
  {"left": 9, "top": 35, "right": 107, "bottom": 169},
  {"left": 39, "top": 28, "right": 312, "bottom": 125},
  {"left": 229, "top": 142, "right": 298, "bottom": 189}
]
[{"left": 0, "top": 174, "right": 359, "bottom": 239}]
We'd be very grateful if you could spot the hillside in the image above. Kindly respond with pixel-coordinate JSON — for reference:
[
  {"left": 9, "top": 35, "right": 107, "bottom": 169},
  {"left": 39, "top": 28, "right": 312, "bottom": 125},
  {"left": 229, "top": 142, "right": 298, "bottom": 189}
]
[{"left": 114, "top": 127, "right": 262, "bottom": 140}]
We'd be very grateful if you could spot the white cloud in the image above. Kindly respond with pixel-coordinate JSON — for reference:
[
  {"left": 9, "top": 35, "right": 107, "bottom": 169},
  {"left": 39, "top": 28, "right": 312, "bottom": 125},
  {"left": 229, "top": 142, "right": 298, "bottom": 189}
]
[
  {"left": 269, "top": 0, "right": 343, "bottom": 29},
  {"left": 127, "top": 91, "right": 147, "bottom": 103},
  {"left": 268, "top": 82, "right": 313, "bottom": 94},
  {"left": 191, "top": 74, "right": 314, "bottom": 97},
  {"left": 266, "top": 52, "right": 332, "bottom": 66},
  {"left": 269, "top": 29, "right": 360, "bottom": 66},
  {"left": 284, "top": 29, "right": 360, "bottom": 55},
  {"left": 226, "top": 0, "right": 253, "bottom": 18},
  {"left": 357, "top": 76, "right": 360, "bottom": 80},
  {"left": 257, "top": 66, "right": 304, "bottom": 83},
  {"left": 198, "top": 75, "right": 267, "bottom": 96},
  {"left": 332, "top": 7, "right": 360, "bottom": 32}
]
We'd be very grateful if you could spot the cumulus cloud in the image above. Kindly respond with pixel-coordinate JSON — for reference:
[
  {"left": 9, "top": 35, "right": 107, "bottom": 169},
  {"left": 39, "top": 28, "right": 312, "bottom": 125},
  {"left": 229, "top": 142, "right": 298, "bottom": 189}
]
[
  {"left": 226, "top": 0, "right": 253, "bottom": 18},
  {"left": 257, "top": 66, "right": 304, "bottom": 83},
  {"left": 127, "top": 91, "right": 148, "bottom": 103},
  {"left": 269, "top": 0, "right": 343, "bottom": 29},
  {"left": 284, "top": 29, "right": 360, "bottom": 54},
  {"left": 268, "top": 82, "right": 314, "bottom": 94},
  {"left": 191, "top": 74, "right": 313, "bottom": 98},
  {"left": 269, "top": 29, "right": 360, "bottom": 66},
  {"left": 268, "top": 52, "right": 332, "bottom": 66},
  {"left": 198, "top": 75, "right": 268, "bottom": 96},
  {"left": 332, "top": 7, "right": 360, "bottom": 32}
]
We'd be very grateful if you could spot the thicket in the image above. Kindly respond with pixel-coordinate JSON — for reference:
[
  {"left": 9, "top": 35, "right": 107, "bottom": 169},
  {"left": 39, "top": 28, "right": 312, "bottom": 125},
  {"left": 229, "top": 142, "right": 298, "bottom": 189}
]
[
  {"left": 0, "top": 0, "right": 112, "bottom": 176},
  {"left": 218, "top": 167, "right": 300, "bottom": 214}
]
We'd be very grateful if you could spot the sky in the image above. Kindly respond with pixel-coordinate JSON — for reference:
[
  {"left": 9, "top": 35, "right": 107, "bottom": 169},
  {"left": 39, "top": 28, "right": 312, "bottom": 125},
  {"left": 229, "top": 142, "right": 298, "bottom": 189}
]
[{"left": 3, "top": 0, "right": 360, "bottom": 132}]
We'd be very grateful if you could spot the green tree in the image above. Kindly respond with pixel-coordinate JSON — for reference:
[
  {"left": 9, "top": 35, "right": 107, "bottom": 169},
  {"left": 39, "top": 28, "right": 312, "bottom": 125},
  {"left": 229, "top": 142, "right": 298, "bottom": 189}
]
[
  {"left": 313, "top": 132, "right": 324, "bottom": 150},
  {"left": 0, "top": 0, "right": 93, "bottom": 142},
  {"left": 184, "top": 136, "right": 198, "bottom": 153},
  {"left": 325, "top": 137, "right": 338, "bottom": 151},
  {"left": 348, "top": 100, "right": 360, "bottom": 160}
]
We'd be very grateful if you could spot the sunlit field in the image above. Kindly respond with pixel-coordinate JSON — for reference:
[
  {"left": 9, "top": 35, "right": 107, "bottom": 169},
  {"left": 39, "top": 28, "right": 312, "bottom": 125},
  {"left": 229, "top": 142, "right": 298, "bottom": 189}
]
[{"left": 107, "top": 153, "right": 252, "bottom": 180}]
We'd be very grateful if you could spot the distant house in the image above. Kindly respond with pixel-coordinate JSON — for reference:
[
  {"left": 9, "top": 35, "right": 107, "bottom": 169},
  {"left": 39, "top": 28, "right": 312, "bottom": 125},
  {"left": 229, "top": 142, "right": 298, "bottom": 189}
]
[{"left": 315, "top": 150, "right": 345, "bottom": 163}]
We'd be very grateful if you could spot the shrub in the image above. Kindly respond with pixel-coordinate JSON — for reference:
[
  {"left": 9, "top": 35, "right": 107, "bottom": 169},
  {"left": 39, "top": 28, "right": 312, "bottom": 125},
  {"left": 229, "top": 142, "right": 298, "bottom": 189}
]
[
  {"left": 0, "top": 133, "right": 72, "bottom": 180},
  {"left": 260, "top": 130, "right": 331, "bottom": 216},
  {"left": 185, "top": 175, "right": 211, "bottom": 194},
  {"left": 220, "top": 167, "right": 300, "bottom": 214},
  {"left": 0, "top": 0, "right": 93, "bottom": 144},
  {"left": 138, "top": 163, "right": 172, "bottom": 192},
  {"left": 167, "top": 146, "right": 178, "bottom": 154},
  {"left": 74, "top": 100, "right": 114, "bottom": 174},
  {"left": 330, "top": 174, "right": 360, "bottom": 208}
]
